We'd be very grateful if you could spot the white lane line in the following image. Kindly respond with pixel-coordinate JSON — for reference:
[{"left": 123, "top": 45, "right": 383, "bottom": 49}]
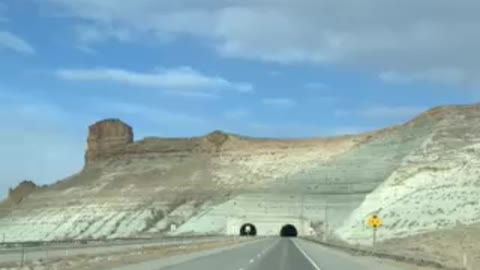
[
  {"left": 239, "top": 239, "right": 279, "bottom": 270},
  {"left": 245, "top": 238, "right": 279, "bottom": 269},
  {"left": 260, "top": 239, "right": 277, "bottom": 255},
  {"left": 292, "top": 240, "right": 322, "bottom": 270}
]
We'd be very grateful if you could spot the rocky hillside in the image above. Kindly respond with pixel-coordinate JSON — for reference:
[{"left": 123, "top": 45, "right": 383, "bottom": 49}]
[
  {"left": 1, "top": 104, "right": 480, "bottom": 243},
  {"left": 335, "top": 104, "right": 480, "bottom": 244}
]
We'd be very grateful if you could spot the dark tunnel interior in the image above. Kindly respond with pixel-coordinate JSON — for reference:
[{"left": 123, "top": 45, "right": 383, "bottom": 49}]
[
  {"left": 240, "top": 223, "right": 257, "bottom": 236},
  {"left": 280, "top": 224, "right": 298, "bottom": 237}
]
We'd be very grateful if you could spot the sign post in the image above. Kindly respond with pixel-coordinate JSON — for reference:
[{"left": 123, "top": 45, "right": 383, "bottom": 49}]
[{"left": 366, "top": 215, "right": 383, "bottom": 247}]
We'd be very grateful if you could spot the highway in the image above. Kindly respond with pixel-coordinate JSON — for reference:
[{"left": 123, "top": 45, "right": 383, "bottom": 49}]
[
  {"left": 0, "top": 237, "right": 408, "bottom": 269},
  {"left": 156, "top": 238, "right": 403, "bottom": 270}
]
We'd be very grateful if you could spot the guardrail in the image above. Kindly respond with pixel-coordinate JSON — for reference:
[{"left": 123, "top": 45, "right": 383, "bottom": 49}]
[
  {"left": 0, "top": 235, "right": 248, "bottom": 267},
  {"left": 0, "top": 235, "right": 237, "bottom": 256},
  {"left": 0, "top": 234, "right": 227, "bottom": 247}
]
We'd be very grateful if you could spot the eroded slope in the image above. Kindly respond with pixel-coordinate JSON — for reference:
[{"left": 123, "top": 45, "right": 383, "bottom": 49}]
[
  {"left": 2, "top": 104, "right": 479, "bottom": 242},
  {"left": 336, "top": 104, "right": 480, "bottom": 244}
]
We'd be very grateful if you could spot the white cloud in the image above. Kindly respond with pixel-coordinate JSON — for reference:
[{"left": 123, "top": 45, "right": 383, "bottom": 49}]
[
  {"left": 56, "top": 66, "right": 254, "bottom": 94},
  {"left": 75, "top": 24, "right": 132, "bottom": 45},
  {"left": 39, "top": 0, "right": 480, "bottom": 87},
  {"left": 262, "top": 98, "right": 296, "bottom": 108},
  {"left": 0, "top": 31, "right": 35, "bottom": 54},
  {"left": 162, "top": 90, "right": 220, "bottom": 99},
  {"left": 73, "top": 24, "right": 139, "bottom": 52}
]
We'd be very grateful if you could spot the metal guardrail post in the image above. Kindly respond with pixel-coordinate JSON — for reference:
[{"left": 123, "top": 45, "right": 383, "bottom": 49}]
[
  {"left": 20, "top": 244, "right": 25, "bottom": 267},
  {"left": 45, "top": 242, "right": 49, "bottom": 262}
]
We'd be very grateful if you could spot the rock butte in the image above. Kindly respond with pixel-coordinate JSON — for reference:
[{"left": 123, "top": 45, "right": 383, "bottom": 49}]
[{"left": 1, "top": 104, "right": 480, "bottom": 244}]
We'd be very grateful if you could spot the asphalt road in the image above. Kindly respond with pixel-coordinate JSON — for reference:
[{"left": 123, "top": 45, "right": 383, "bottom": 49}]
[{"left": 159, "top": 238, "right": 403, "bottom": 270}]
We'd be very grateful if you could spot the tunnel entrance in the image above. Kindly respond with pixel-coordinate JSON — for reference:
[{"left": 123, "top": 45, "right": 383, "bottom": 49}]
[
  {"left": 280, "top": 224, "right": 298, "bottom": 237},
  {"left": 240, "top": 223, "right": 257, "bottom": 236}
]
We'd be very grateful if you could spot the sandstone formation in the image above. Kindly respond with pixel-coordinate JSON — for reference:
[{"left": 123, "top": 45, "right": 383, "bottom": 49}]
[
  {"left": 85, "top": 119, "right": 133, "bottom": 165},
  {"left": 1, "top": 103, "right": 480, "bottom": 244},
  {"left": 8, "top": 180, "right": 37, "bottom": 204}
]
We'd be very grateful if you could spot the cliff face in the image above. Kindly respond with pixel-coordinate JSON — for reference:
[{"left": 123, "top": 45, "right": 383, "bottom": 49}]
[
  {"left": 85, "top": 119, "right": 133, "bottom": 165},
  {"left": 2, "top": 103, "right": 480, "bottom": 243},
  {"left": 8, "top": 181, "right": 37, "bottom": 204},
  {"left": 0, "top": 118, "right": 366, "bottom": 242},
  {"left": 84, "top": 120, "right": 237, "bottom": 168},
  {"left": 335, "top": 104, "right": 480, "bottom": 244}
]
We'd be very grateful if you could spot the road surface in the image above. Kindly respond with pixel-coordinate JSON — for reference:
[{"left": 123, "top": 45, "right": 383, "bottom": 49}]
[{"left": 157, "top": 238, "right": 404, "bottom": 270}]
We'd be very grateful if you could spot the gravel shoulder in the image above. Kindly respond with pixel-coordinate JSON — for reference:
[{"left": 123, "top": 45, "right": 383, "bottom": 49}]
[{"left": 305, "top": 224, "right": 480, "bottom": 270}]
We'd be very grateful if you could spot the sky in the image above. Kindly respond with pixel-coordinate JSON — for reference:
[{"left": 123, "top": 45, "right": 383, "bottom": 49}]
[{"left": 0, "top": 0, "right": 479, "bottom": 199}]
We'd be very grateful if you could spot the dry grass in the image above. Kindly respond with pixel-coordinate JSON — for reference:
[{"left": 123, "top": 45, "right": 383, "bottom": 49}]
[
  {"left": 69, "top": 240, "right": 240, "bottom": 270},
  {"left": 0, "top": 239, "right": 247, "bottom": 270},
  {"left": 377, "top": 223, "right": 480, "bottom": 270}
]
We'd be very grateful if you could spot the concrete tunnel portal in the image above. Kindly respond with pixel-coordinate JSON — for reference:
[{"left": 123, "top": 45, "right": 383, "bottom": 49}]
[
  {"left": 239, "top": 223, "right": 299, "bottom": 237},
  {"left": 240, "top": 223, "right": 257, "bottom": 236},
  {"left": 280, "top": 224, "right": 298, "bottom": 237}
]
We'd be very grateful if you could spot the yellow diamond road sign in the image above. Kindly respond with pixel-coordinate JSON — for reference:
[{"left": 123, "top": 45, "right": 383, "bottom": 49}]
[{"left": 367, "top": 215, "right": 383, "bottom": 228}]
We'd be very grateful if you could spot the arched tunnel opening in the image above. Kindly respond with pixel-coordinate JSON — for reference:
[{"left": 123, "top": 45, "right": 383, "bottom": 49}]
[
  {"left": 280, "top": 224, "right": 298, "bottom": 237},
  {"left": 240, "top": 223, "right": 257, "bottom": 236}
]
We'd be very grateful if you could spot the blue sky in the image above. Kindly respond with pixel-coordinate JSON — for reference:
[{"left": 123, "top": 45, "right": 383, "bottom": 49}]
[{"left": 0, "top": 0, "right": 479, "bottom": 198}]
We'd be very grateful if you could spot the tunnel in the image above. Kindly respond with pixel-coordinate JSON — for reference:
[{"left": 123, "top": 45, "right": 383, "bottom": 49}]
[
  {"left": 240, "top": 223, "right": 257, "bottom": 236},
  {"left": 280, "top": 224, "right": 298, "bottom": 237}
]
